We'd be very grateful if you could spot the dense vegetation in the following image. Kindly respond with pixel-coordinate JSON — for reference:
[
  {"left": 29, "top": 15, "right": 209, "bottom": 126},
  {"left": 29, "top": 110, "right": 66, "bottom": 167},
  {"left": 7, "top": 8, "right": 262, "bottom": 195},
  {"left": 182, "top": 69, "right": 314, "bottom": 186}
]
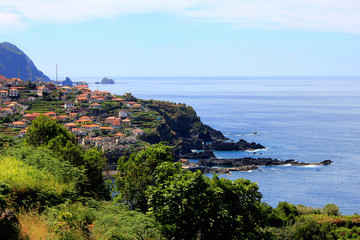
[{"left": 0, "top": 118, "right": 359, "bottom": 239}]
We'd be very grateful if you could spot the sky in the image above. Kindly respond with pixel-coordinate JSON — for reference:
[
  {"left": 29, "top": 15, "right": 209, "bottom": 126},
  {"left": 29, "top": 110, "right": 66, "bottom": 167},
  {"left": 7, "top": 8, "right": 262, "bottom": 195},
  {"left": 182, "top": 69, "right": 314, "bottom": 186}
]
[{"left": 1, "top": 0, "right": 360, "bottom": 78}]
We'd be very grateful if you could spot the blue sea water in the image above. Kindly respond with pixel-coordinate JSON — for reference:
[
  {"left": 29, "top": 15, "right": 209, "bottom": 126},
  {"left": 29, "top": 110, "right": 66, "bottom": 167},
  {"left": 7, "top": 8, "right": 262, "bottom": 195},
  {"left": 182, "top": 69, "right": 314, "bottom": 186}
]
[{"left": 76, "top": 76, "right": 360, "bottom": 214}]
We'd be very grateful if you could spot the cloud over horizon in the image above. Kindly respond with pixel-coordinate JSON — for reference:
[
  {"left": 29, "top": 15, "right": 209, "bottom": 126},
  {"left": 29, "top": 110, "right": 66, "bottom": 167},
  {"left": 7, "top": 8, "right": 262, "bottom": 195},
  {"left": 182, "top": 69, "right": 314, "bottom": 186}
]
[{"left": 1, "top": 0, "right": 360, "bottom": 34}]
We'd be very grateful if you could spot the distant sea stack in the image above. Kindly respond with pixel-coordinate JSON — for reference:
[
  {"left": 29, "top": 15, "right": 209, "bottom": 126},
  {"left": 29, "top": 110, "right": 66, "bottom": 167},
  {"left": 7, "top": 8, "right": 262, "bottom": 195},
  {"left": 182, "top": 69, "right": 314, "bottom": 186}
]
[
  {"left": 0, "top": 42, "right": 50, "bottom": 82},
  {"left": 62, "top": 77, "right": 73, "bottom": 87},
  {"left": 101, "top": 77, "right": 115, "bottom": 84}
]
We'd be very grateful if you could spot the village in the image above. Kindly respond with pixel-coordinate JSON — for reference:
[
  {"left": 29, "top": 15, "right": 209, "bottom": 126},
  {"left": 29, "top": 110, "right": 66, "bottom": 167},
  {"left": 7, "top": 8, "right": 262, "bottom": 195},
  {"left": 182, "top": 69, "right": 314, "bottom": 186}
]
[{"left": 0, "top": 75, "right": 163, "bottom": 162}]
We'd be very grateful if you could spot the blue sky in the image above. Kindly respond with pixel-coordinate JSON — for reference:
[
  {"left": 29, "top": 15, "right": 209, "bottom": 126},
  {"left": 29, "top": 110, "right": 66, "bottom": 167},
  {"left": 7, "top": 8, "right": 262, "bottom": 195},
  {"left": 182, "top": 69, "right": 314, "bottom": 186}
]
[{"left": 1, "top": 0, "right": 360, "bottom": 78}]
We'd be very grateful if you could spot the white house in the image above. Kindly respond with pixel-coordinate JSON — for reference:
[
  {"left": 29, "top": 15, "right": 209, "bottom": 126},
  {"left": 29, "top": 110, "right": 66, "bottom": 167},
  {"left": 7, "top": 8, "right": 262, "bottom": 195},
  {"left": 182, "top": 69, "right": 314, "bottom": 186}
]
[
  {"left": 119, "top": 110, "right": 129, "bottom": 118},
  {"left": 64, "top": 101, "right": 75, "bottom": 109}
]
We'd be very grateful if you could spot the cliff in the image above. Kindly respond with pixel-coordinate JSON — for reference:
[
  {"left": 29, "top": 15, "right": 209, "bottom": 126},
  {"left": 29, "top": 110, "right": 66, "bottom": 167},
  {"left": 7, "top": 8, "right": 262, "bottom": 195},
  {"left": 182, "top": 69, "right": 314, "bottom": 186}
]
[
  {"left": 0, "top": 42, "right": 50, "bottom": 82},
  {"left": 140, "top": 100, "right": 264, "bottom": 156}
]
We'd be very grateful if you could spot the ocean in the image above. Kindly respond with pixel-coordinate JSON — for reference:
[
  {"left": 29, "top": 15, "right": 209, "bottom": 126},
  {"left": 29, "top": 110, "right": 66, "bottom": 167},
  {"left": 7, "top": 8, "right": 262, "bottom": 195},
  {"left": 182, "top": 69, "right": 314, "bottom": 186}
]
[{"left": 74, "top": 76, "right": 360, "bottom": 215}]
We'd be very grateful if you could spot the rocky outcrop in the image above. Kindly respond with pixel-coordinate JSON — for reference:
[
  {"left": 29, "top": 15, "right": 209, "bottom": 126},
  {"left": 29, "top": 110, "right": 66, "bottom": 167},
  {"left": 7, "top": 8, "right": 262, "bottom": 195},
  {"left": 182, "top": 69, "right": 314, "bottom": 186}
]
[
  {"left": 181, "top": 151, "right": 216, "bottom": 159},
  {"left": 206, "top": 139, "right": 265, "bottom": 151},
  {"left": 62, "top": 77, "right": 73, "bottom": 87},
  {"left": 184, "top": 158, "right": 332, "bottom": 174},
  {"left": 101, "top": 77, "right": 115, "bottom": 84},
  {"left": 0, "top": 42, "right": 50, "bottom": 82},
  {"left": 142, "top": 100, "right": 263, "bottom": 157}
]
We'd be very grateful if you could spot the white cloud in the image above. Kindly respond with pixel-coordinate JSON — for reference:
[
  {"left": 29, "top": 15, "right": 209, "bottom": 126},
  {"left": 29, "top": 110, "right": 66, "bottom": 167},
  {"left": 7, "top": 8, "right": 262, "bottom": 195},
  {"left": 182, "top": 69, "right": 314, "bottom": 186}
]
[
  {"left": 0, "top": 12, "right": 28, "bottom": 33},
  {"left": 1, "top": 0, "right": 360, "bottom": 33}
]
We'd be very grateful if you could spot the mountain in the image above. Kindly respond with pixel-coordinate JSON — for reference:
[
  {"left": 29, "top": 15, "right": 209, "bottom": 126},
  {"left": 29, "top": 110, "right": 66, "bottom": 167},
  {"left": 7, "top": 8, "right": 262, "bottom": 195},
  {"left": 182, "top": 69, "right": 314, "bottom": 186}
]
[{"left": 0, "top": 42, "right": 50, "bottom": 82}]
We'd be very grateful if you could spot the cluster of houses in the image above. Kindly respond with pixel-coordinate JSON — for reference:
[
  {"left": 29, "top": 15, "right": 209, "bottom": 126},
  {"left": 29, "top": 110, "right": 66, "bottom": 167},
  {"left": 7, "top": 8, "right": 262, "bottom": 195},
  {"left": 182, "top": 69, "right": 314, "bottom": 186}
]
[{"left": 0, "top": 75, "right": 147, "bottom": 153}]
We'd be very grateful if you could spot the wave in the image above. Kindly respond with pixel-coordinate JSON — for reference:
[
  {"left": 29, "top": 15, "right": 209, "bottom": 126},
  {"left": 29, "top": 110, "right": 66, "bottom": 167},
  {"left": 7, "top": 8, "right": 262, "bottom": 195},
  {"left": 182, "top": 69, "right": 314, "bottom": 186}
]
[{"left": 245, "top": 148, "right": 268, "bottom": 152}]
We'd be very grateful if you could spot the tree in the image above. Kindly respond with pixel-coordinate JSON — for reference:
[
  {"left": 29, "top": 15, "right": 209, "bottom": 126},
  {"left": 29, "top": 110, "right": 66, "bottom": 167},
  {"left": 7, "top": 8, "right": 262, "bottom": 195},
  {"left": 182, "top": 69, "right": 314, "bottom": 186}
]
[
  {"left": 147, "top": 172, "right": 264, "bottom": 240},
  {"left": 82, "top": 148, "right": 110, "bottom": 200},
  {"left": 25, "top": 115, "right": 110, "bottom": 200},
  {"left": 115, "top": 143, "right": 174, "bottom": 210},
  {"left": 25, "top": 114, "right": 76, "bottom": 147}
]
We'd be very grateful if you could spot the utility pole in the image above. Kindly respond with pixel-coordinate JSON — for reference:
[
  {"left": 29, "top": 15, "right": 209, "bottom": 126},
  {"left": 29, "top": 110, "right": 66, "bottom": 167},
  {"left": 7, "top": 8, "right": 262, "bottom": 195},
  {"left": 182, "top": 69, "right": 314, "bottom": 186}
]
[{"left": 56, "top": 64, "right": 58, "bottom": 83}]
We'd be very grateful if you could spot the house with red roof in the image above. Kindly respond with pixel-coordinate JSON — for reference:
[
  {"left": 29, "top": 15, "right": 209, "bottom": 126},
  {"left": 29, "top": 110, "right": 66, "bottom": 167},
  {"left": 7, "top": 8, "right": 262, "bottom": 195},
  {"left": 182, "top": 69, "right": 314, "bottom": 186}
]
[
  {"left": 0, "top": 90, "right": 8, "bottom": 98},
  {"left": 81, "top": 124, "right": 101, "bottom": 131},
  {"left": 12, "top": 121, "right": 26, "bottom": 128},
  {"left": 100, "top": 126, "right": 114, "bottom": 132},
  {"left": 90, "top": 103, "right": 101, "bottom": 109},
  {"left": 24, "top": 113, "right": 37, "bottom": 121},
  {"left": 133, "top": 129, "right": 145, "bottom": 136},
  {"left": 44, "top": 111, "right": 57, "bottom": 117}
]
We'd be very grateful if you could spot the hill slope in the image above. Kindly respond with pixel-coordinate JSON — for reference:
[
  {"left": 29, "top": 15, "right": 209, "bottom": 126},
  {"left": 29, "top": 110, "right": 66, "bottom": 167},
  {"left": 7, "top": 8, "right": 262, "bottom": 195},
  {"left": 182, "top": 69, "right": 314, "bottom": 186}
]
[{"left": 0, "top": 42, "right": 50, "bottom": 82}]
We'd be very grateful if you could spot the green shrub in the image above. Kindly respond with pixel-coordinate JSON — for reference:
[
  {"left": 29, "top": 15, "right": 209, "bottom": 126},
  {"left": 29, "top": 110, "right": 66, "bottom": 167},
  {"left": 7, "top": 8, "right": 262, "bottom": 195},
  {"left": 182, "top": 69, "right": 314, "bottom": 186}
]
[
  {"left": 92, "top": 203, "right": 162, "bottom": 240},
  {"left": 322, "top": 203, "right": 341, "bottom": 216},
  {"left": 0, "top": 156, "right": 73, "bottom": 209},
  {"left": 47, "top": 202, "right": 98, "bottom": 239},
  {"left": 276, "top": 202, "right": 300, "bottom": 226},
  {"left": 293, "top": 220, "right": 338, "bottom": 240},
  {"left": 3, "top": 145, "right": 84, "bottom": 189},
  {"left": 297, "top": 204, "right": 321, "bottom": 215}
]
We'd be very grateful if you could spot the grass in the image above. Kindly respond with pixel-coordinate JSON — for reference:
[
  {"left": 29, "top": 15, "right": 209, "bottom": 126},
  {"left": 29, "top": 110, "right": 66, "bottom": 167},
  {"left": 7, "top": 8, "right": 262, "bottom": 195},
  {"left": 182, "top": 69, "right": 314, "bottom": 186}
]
[
  {"left": 0, "top": 126, "right": 20, "bottom": 136},
  {"left": 18, "top": 210, "right": 56, "bottom": 240},
  {"left": 25, "top": 100, "right": 64, "bottom": 114},
  {"left": 0, "top": 156, "right": 69, "bottom": 196}
]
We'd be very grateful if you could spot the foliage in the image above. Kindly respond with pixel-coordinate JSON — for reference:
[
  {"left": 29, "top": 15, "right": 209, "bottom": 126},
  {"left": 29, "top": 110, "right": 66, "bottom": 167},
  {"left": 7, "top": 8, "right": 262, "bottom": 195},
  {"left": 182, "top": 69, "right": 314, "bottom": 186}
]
[
  {"left": 0, "top": 156, "right": 72, "bottom": 209},
  {"left": 322, "top": 203, "right": 341, "bottom": 216},
  {"left": 0, "top": 133, "right": 21, "bottom": 150},
  {"left": 92, "top": 203, "right": 163, "bottom": 240},
  {"left": 297, "top": 204, "right": 321, "bottom": 215},
  {"left": 293, "top": 220, "right": 338, "bottom": 240},
  {"left": 147, "top": 170, "right": 264, "bottom": 240},
  {"left": 3, "top": 145, "right": 84, "bottom": 189},
  {"left": 0, "top": 156, "right": 70, "bottom": 195},
  {"left": 45, "top": 201, "right": 163, "bottom": 240},
  {"left": 24, "top": 115, "right": 110, "bottom": 200},
  {"left": 18, "top": 210, "right": 57, "bottom": 240},
  {"left": 47, "top": 202, "right": 98, "bottom": 239},
  {"left": 82, "top": 148, "right": 110, "bottom": 200},
  {"left": 275, "top": 201, "right": 300, "bottom": 226},
  {"left": 25, "top": 114, "right": 76, "bottom": 147},
  {"left": 115, "top": 143, "right": 174, "bottom": 210}
]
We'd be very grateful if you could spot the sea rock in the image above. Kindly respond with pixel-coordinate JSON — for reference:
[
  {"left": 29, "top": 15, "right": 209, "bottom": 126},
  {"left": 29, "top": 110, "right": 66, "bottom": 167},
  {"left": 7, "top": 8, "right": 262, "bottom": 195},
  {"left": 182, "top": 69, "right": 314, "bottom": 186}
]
[
  {"left": 62, "top": 77, "right": 73, "bottom": 87},
  {"left": 198, "top": 157, "right": 333, "bottom": 169},
  {"left": 181, "top": 151, "right": 215, "bottom": 159},
  {"left": 101, "top": 77, "right": 115, "bottom": 84},
  {"left": 206, "top": 139, "right": 265, "bottom": 151}
]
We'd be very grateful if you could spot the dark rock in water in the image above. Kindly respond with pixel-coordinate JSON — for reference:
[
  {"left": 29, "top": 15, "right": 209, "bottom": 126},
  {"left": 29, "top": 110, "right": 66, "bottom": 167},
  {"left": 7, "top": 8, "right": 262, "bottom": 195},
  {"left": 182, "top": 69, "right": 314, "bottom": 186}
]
[
  {"left": 188, "top": 157, "right": 332, "bottom": 174},
  {"left": 95, "top": 82, "right": 101, "bottom": 84},
  {"left": 0, "top": 42, "right": 50, "bottom": 82},
  {"left": 101, "top": 77, "right": 115, "bottom": 84},
  {"left": 321, "top": 160, "right": 333, "bottom": 165},
  {"left": 181, "top": 151, "right": 215, "bottom": 159},
  {"left": 198, "top": 157, "right": 333, "bottom": 169},
  {"left": 206, "top": 139, "right": 265, "bottom": 151},
  {"left": 62, "top": 77, "right": 73, "bottom": 87}
]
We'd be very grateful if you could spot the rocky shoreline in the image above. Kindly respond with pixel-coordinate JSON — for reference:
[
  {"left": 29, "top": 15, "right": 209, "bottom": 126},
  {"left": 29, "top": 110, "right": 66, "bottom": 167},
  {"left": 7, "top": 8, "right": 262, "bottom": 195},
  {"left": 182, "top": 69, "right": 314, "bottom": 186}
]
[{"left": 182, "top": 157, "right": 333, "bottom": 174}]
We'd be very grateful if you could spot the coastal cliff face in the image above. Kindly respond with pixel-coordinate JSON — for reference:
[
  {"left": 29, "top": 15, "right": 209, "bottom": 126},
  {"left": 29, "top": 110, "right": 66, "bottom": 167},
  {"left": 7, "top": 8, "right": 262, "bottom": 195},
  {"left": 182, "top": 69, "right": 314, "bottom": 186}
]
[
  {"left": 140, "top": 100, "right": 263, "bottom": 156},
  {"left": 0, "top": 42, "right": 50, "bottom": 82}
]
